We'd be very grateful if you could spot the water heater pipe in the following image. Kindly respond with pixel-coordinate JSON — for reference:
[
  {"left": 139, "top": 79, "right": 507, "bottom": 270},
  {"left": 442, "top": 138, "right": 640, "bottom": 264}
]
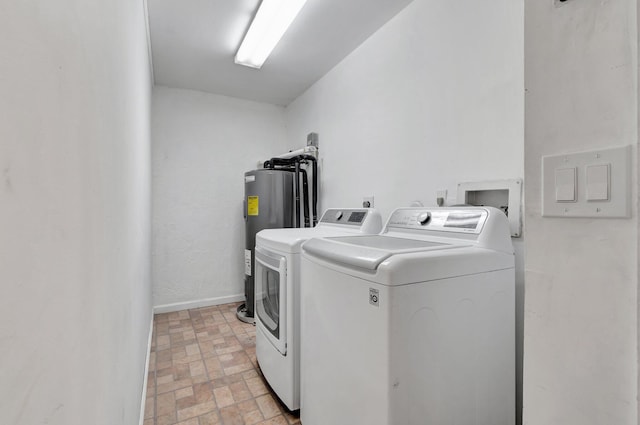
[{"left": 273, "top": 146, "right": 318, "bottom": 160}]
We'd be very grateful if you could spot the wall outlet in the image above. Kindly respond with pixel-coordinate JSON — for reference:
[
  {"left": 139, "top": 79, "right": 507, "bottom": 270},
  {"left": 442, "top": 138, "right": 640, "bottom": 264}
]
[
  {"left": 363, "top": 196, "right": 374, "bottom": 208},
  {"left": 436, "top": 190, "right": 447, "bottom": 207},
  {"left": 307, "top": 132, "right": 319, "bottom": 147}
]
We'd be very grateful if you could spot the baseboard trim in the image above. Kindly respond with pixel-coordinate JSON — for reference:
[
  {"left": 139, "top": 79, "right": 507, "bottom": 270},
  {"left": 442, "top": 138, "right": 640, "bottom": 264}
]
[
  {"left": 138, "top": 312, "right": 154, "bottom": 425},
  {"left": 153, "top": 294, "right": 245, "bottom": 314}
]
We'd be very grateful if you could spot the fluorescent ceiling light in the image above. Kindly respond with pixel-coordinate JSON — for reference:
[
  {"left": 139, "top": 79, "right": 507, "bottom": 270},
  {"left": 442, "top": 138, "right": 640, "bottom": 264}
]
[{"left": 235, "top": 0, "right": 308, "bottom": 69}]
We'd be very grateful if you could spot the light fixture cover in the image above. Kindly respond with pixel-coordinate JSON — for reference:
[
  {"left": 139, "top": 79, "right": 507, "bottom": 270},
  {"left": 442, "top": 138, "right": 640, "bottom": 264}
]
[{"left": 235, "top": 0, "right": 308, "bottom": 69}]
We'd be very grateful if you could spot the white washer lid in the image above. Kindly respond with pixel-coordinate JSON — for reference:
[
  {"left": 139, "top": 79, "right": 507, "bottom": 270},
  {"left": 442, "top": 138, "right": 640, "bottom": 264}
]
[
  {"left": 256, "top": 208, "right": 384, "bottom": 253},
  {"left": 257, "top": 227, "right": 376, "bottom": 253},
  {"left": 257, "top": 228, "right": 320, "bottom": 253},
  {"left": 333, "top": 235, "right": 446, "bottom": 250},
  {"left": 302, "top": 235, "right": 455, "bottom": 271}
]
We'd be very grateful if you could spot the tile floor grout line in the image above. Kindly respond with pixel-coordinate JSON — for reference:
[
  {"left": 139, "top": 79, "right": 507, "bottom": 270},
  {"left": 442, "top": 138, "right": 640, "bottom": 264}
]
[
  {"left": 194, "top": 306, "right": 224, "bottom": 425},
  {"left": 193, "top": 307, "right": 222, "bottom": 424}
]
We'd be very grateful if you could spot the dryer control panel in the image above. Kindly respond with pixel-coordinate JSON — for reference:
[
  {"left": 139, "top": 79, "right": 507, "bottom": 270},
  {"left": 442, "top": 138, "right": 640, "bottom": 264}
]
[
  {"left": 320, "top": 209, "right": 370, "bottom": 226},
  {"left": 387, "top": 208, "right": 489, "bottom": 234}
]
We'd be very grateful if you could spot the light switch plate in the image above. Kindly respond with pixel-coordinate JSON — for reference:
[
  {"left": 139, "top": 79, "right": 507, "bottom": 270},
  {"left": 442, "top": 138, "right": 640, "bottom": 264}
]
[
  {"left": 554, "top": 167, "right": 576, "bottom": 202},
  {"left": 542, "top": 145, "right": 630, "bottom": 218},
  {"left": 585, "top": 164, "right": 610, "bottom": 201}
]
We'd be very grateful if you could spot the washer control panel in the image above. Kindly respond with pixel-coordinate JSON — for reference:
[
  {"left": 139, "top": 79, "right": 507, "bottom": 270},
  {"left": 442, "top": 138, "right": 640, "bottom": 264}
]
[
  {"left": 320, "top": 209, "right": 369, "bottom": 226},
  {"left": 387, "top": 208, "right": 489, "bottom": 234}
]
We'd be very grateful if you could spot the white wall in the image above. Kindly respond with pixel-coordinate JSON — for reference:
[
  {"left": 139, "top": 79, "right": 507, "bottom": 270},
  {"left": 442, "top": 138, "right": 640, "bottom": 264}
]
[
  {"left": 286, "top": 0, "right": 524, "bottom": 217},
  {"left": 152, "top": 86, "right": 288, "bottom": 310},
  {"left": 524, "top": 1, "right": 638, "bottom": 424},
  {"left": 0, "top": 1, "right": 152, "bottom": 425},
  {"left": 284, "top": 0, "right": 525, "bottom": 419}
]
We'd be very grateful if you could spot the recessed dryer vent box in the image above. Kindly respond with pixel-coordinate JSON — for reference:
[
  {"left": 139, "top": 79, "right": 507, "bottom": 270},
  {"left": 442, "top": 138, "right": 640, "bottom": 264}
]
[{"left": 457, "top": 179, "right": 523, "bottom": 238}]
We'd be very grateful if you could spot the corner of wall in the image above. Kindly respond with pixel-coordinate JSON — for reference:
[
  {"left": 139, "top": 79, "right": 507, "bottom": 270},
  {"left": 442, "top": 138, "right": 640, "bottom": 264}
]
[
  {"left": 142, "top": 0, "right": 154, "bottom": 85},
  {"left": 138, "top": 311, "right": 155, "bottom": 425}
]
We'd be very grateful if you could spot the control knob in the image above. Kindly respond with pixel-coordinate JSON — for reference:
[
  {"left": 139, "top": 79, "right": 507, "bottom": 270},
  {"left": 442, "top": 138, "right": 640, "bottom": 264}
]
[
  {"left": 335, "top": 211, "right": 343, "bottom": 220},
  {"left": 417, "top": 212, "right": 431, "bottom": 225}
]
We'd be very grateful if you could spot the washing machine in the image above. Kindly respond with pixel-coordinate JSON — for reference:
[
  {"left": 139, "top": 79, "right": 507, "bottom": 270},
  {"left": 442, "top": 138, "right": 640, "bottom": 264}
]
[
  {"left": 300, "top": 207, "right": 515, "bottom": 425},
  {"left": 254, "top": 208, "right": 383, "bottom": 411}
]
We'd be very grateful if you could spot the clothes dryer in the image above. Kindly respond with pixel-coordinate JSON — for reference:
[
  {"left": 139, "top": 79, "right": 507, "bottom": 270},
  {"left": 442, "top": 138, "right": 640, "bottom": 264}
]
[
  {"left": 254, "top": 208, "right": 383, "bottom": 411},
  {"left": 300, "top": 207, "right": 515, "bottom": 425}
]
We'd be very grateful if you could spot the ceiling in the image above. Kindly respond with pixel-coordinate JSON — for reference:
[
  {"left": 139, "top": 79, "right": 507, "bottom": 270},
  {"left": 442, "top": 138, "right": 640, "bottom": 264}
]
[{"left": 147, "top": 0, "right": 414, "bottom": 106}]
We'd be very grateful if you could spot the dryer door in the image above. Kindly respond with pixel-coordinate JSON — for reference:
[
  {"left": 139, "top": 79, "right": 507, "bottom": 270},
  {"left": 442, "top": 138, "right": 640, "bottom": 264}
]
[{"left": 255, "top": 246, "right": 287, "bottom": 355}]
